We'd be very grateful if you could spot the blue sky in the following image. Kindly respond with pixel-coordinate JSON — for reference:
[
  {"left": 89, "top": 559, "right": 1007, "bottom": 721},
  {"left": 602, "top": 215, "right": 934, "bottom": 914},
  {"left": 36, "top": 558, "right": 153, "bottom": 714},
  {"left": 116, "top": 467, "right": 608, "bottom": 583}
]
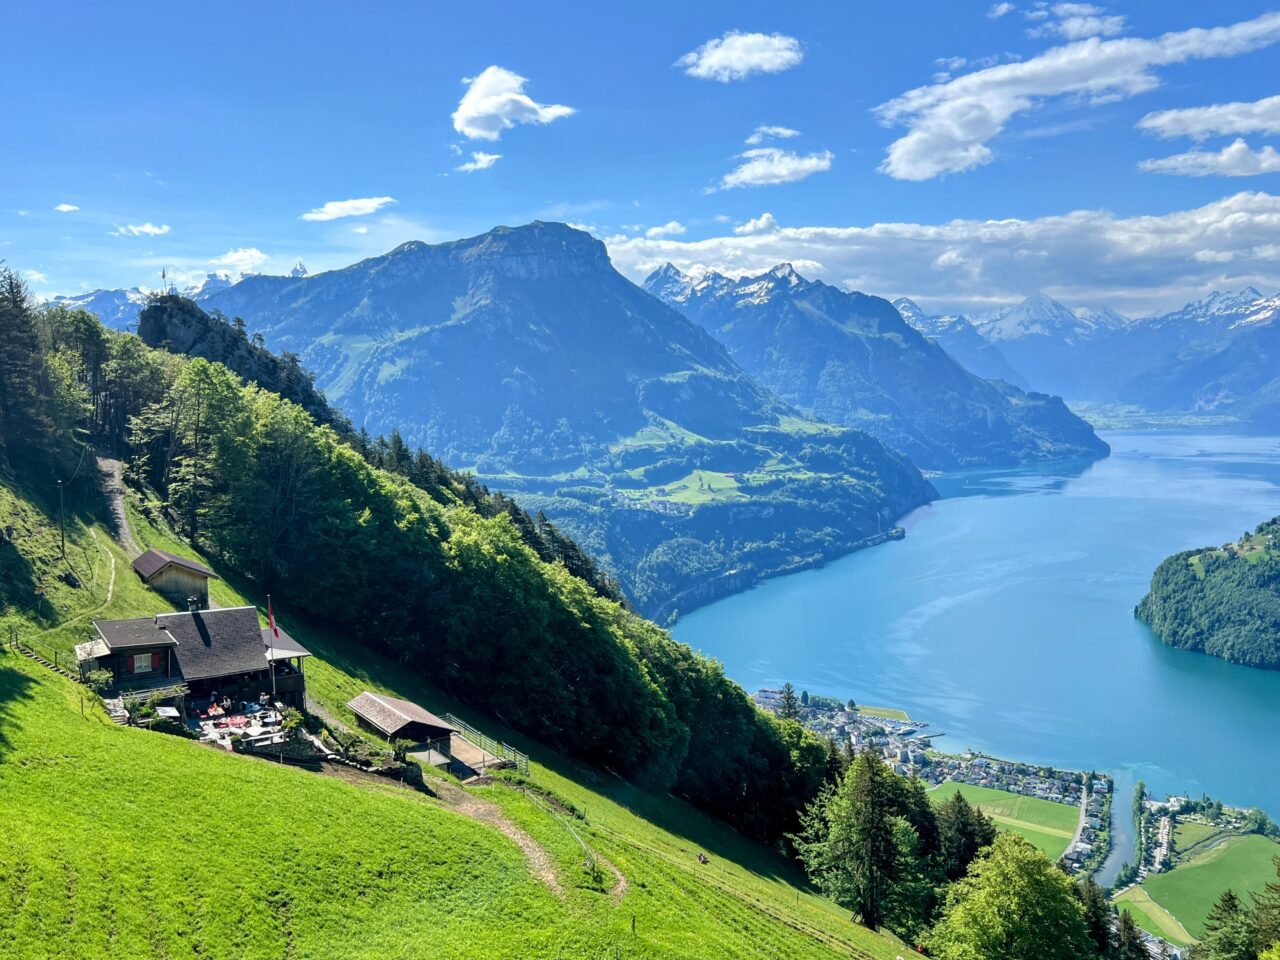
[{"left": 4, "top": 1, "right": 1280, "bottom": 313}]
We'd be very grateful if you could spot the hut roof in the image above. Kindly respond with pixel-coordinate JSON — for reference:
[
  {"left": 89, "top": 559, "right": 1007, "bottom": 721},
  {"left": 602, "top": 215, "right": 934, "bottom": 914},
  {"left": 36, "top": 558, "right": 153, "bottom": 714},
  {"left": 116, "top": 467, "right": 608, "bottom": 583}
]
[
  {"left": 346, "top": 691, "right": 457, "bottom": 739},
  {"left": 131, "top": 548, "right": 218, "bottom": 583}
]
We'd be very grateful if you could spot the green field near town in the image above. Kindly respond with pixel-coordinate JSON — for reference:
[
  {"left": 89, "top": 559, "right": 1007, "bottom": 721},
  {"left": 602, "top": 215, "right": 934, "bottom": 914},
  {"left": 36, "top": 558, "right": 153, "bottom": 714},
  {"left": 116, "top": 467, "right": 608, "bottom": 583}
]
[
  {"left": 1135, "top": 834, "right": 1280, "bottom": 940},
  {"left": 855, "top": 704, "right": 912, "bottom": 722},
  {"left": 928, "top": 781, "right": 1077, "bottom": 860},
  {"left": 1112, "top": 887, "right": 1193, "bottom": 947}
]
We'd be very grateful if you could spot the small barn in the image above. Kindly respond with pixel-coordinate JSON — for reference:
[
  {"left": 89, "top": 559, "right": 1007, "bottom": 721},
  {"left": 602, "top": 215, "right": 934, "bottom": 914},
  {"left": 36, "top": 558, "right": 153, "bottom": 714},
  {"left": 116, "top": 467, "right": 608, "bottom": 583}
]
[
  {"left": 347, "top": 691, "right": 457, "bottom": 744},
  {"left": 131, "top": 549, "right": 218, "bottom": 609}
]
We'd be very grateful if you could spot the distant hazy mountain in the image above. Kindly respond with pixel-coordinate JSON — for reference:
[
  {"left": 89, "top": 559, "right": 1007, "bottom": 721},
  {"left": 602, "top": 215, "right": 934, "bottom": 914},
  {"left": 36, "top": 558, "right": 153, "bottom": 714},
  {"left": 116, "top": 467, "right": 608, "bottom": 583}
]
[
  {"left": 892, "top": 297, "right": 1028, "bottom": 387},
  {"left": 1119, "top": 294, "right": 1280, "bottom": 425},
  {"left": 47, "top": 286, "right": 152, "bottom": 329},
  {"left": 198, "top": 222, "right": 934, "bottom": 617},
  {"left": 964, "top": 294, "right": 1132, "bottom": 399},
  {"left": 647, "top": 265, "right": 1107, "bottom": 470}
]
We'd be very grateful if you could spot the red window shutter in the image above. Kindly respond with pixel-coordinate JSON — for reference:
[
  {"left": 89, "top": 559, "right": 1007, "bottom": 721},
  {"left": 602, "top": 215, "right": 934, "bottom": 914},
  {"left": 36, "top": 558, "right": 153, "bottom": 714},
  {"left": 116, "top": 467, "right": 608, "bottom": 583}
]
[{"left": 152, "top": 652, "right": 162, "bottom": 671}]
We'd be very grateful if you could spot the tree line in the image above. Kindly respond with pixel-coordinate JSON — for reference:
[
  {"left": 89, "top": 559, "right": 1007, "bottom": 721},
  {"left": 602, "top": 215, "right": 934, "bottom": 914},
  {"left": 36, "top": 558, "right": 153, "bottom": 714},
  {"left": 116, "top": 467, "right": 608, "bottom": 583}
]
[{"left": 0, "top": 272, "right": 827, "bottom": 842}]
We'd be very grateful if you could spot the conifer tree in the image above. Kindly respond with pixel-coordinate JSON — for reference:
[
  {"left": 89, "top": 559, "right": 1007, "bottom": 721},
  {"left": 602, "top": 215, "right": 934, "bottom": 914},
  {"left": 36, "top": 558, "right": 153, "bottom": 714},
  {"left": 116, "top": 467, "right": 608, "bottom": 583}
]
[{"left": 779, "top": 682, "right": 800, "bottom": 720}]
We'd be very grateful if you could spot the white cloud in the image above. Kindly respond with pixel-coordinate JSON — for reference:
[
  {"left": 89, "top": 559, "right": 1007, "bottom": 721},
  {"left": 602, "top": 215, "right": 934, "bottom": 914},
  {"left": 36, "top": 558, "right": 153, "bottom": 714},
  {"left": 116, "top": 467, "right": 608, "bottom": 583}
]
[
  {"left": 676, "top": 31, "right": 804, "bottom": 82},
  {"left": 301, "top": 196, "right": 396, "bottom": 221},
  {"left": 1138, "top": 93, "right": 1280, "bottom": 141},
  {"left": 719, "top": 147, "right": 833, "bottom": 189},
  {"left": 54, "top": 203, "right": 79, "bottom": 213},
  {"left": 111, "top": 222, "right": 170, "bottom": 237},
  {"left": 451, "top": 65, "right": 574, "bottom": 140},
  {"left": 1027, "top": 4, "right": 1126, "bottom": 40},
  {"left": 602, "top": 191, "right": 1280, "bottom": 316},
  {"left": 1139, "top": 139, "right": 1280, "bottom": 177},
  {"left": 645, "top": 221, "right": 687, "bottom": 239},
  {"left": 988, "top": 3, "right": 1016, "bottom": 18},
  {"left": 210, "top": 247, "right": 270, "bottom": 275},
  {"left": 734, "top": 212, "right": 779, "bottom": 235},
  {"left": 745, "top": 124, "right": 801, "bottom": 145},
  {"left": 456, "top": 151, "right": 502, "bottom": 173},
  {"left": 875, "top": 11, "right": 1280, "bottom": 181},
  {"left": 936, "top": 56, "right": 969, "bottom": 72},
  {"left": 353, "top": 225, "right": 370, "bottom": 234},
  {"left": 24, "top": 270, "right": 49, "bottom": 284}
]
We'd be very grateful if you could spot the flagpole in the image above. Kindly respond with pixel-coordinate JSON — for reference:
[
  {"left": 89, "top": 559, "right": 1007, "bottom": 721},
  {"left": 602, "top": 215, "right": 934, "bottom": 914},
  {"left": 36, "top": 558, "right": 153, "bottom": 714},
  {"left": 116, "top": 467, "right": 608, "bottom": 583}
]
[{"left": 267, "top": 594, "right": 278, "bottom": 703}]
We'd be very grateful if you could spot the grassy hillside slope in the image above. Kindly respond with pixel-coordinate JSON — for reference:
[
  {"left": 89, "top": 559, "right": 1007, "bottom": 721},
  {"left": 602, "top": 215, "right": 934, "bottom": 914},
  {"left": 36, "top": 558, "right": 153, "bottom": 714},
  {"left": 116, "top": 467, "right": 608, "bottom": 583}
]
[{"left": 0, "top": 478, "right": 903, "bottom": 960}]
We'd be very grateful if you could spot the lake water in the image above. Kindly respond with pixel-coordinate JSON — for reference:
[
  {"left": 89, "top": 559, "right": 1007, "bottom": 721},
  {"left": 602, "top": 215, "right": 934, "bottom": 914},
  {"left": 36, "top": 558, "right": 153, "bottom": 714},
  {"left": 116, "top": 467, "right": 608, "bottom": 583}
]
[{"left": 673, "top": 431, "right": 1280, "bottom": 884}]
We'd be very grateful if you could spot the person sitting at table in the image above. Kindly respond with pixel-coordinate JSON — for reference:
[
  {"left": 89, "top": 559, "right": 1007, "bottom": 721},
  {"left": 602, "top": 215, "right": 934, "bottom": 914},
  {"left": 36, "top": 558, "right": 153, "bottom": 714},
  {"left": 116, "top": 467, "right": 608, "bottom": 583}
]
[{"left": 221, "top": 695, "right": 232, "bottom": 714}]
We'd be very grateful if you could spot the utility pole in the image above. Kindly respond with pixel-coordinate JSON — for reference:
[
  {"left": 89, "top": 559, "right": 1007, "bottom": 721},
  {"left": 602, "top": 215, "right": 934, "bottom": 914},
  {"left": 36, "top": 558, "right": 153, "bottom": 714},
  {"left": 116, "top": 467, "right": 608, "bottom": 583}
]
[{"left": 56, "top": 479, "right": 65, "bottom": 560}]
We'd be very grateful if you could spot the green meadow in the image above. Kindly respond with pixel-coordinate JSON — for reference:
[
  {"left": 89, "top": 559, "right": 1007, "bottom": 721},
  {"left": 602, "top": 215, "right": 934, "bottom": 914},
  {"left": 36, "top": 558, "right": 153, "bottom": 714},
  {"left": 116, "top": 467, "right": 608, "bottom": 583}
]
[
  {"left": 0, "top": 477, "right": 906, "bottom": 960},
  {"left": 928, "top": 781, "right": 1077, "bottom": 860}
]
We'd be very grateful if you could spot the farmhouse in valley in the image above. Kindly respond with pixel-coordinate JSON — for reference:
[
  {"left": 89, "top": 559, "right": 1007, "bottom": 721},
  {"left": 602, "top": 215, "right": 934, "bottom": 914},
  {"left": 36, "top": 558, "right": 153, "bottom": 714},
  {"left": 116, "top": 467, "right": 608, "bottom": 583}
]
[
  {"left": 130, "top": 548, "right": 218, "bottom": 608},
  {"left": 77, "top": 606, "right": 311, "bottom": 709}
]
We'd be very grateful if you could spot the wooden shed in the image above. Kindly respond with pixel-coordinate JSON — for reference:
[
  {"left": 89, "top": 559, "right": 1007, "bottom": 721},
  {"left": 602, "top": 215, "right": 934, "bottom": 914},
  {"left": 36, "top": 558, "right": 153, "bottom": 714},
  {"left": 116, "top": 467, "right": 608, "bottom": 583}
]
[
  {"left": 132, "top": 549, "right": 218, "bottom": 609},
  {"left": 346, "top": 692, "right": 457, "bottom": 744}
]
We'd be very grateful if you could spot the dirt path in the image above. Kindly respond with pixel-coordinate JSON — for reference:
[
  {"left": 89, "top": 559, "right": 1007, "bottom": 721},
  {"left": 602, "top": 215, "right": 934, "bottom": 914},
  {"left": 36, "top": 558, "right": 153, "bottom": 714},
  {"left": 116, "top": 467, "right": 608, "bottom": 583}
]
[
  {"left": 434, "top": 780, "right": 564, "bottom": 895},
  {"left": 96, "top": 457, "right": 137, "bottom": 555}
]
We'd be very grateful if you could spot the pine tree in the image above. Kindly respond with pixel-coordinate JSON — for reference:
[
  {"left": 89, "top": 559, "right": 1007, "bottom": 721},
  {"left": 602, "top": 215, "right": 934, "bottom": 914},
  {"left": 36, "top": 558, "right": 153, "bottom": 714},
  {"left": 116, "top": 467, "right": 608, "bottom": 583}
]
[
  {"left": 1253, "top": 856, "right": 1280, "bottom": 955},
  {"left": 936, "top": 791, "right": 998, "bottom": 880},
  {"left": 779, "top": 682, "right": 800, "bottom": 720},
  {"left": 1075, "top": 876, "right": 1112, "bottom": 956},
  {"left": 800, "top": 689, "right": 810, "bottom": 707},
  {"left": 1113, "top": 909, "right": 1148, "bottom": 960},
  {"left": 0, "top": 268, "right": 56, "bottom": 465}
]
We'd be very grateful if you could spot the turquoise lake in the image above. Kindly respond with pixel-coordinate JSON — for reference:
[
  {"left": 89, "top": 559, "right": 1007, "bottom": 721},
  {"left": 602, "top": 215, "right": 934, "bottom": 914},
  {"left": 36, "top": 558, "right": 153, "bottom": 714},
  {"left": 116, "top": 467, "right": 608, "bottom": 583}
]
[{"left": 673, "top": 431, "right": 1280, "bottom": 882}]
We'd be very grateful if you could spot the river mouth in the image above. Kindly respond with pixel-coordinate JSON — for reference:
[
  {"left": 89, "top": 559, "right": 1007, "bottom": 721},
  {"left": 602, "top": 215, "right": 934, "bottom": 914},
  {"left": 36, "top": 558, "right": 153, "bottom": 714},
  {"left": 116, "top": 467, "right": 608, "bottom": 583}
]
[{"left": 673, "top": 430, "right": 1280, "bottom": 876}]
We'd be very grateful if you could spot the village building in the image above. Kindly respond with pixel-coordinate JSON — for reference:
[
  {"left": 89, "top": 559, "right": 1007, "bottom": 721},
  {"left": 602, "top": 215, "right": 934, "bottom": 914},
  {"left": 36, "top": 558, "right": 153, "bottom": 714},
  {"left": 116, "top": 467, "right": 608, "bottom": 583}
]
[
  {"left": 77, "top": 606, "right": 310, "bottom": 711},
  {"left": 130, "top": 548, "right": 218, "bottom": 609},
  {"left": 347, "top": 691, "right": 457, "bottom": 747}
]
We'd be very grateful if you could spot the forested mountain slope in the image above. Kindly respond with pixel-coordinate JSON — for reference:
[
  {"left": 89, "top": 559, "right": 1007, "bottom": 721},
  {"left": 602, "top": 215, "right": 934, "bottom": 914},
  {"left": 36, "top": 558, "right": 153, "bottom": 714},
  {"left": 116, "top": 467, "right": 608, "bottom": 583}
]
[
  {"left": 1137, "top": 518, "right": 1280, "bottom": 669},
  {"left": 647, "top": 264, "right": 1108, "bottom": 470},
  {"left": 186, "top": 223, "right": 937, "bottom": 618}
]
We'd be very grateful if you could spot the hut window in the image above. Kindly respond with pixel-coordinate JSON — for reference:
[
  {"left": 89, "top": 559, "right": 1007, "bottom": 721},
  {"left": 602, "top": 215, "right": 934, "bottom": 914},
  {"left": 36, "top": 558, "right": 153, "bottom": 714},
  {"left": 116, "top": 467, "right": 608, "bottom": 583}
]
[{"left": 132, "top": 653, "right": 154, "bottom": 674}]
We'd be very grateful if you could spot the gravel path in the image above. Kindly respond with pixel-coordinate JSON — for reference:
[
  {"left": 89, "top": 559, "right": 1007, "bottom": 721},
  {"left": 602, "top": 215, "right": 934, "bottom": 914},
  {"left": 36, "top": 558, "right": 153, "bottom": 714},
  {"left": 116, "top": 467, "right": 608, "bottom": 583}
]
[{"left": 96, "top": 456, "right": 138, "bottom": 555}]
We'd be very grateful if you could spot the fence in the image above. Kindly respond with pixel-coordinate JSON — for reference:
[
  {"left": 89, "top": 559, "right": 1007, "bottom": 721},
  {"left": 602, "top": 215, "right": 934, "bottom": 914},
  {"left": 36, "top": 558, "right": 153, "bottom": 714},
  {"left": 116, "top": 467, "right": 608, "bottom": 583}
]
[
  {"left": 442, "top": 712, "right": 529, "bottom": 775},
  {"left": 5, "top": 631, "right": 80, "bottom": 680}
]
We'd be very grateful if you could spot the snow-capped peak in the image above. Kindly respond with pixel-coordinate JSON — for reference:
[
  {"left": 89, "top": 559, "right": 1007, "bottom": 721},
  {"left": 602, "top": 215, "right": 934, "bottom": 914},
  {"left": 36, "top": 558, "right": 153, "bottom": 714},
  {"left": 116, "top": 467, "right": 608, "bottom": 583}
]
[
  {"left": 184, "top": 271, "right": 234, "bottom": 298},
  {"left": 767, "top": 262, "right": 801, "bottom": 284},
  {"left": 971, "top": 293, "right": 1086, "bottom": 343},
  {"left": 892, "top": 297, "right": 927, "bottom": 324},
  {"left": 643, "top": 262, "right": 698, "bottom": 302},
  {"left": 290, "top": 260, "right": 309, "bottom": 279},
  {"left": 1071, "top": 305, "right": 1130, "bottom": 331}
]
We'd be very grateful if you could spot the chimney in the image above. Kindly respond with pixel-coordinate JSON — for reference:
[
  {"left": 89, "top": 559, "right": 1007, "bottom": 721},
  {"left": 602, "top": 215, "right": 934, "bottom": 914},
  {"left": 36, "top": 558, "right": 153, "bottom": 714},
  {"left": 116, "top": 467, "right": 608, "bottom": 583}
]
[{"left": 187, "top": 596, "right": 201, "bottom": 612}]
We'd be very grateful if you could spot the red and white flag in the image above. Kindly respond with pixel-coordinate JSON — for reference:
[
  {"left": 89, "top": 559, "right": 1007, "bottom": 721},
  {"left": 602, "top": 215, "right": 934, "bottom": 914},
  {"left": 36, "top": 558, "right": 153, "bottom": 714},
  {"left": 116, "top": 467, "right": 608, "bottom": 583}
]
[{"left": 268, "top": 596, "right": 280, "bottom": 641}]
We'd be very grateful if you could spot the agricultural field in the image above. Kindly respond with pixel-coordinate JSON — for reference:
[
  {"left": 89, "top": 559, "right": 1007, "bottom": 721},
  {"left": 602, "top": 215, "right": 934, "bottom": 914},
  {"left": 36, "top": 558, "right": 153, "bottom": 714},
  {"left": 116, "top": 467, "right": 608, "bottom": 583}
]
[
  {"left": 1137, "top": 834, "right": 1280, "bottom": 940},
  {"left": 855, "top": 704, "right": 912, "bottom": 722},
  {"left": 928, "top": 781, "right": 1078, "bottom": 860},
  {"left": 1173, "top": 818, "right": 1222, "bottom": 853},
  {"left": 0, "top": 477, "right": 905, "bottom": 960},
  {"left": 1112, "top": 887, "right": 1193, "bottom": 947}
]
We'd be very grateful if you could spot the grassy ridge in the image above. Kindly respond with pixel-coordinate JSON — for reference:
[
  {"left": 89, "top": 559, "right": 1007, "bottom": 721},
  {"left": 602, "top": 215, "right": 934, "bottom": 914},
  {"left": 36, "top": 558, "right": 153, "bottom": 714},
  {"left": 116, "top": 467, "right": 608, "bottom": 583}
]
[
  {"left": 928, "top": 782, "right": 1076, "bottom": 860},
  {"left": 0, "top": 478, "right": 904, "bottom": 960}
]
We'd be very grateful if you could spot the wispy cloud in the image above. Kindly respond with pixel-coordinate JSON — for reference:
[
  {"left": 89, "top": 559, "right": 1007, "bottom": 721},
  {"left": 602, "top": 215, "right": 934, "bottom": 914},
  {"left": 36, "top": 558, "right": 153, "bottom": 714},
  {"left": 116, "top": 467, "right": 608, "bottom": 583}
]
[
  {"left": 645, "top": 221, "right": 687, "bottom": 239},
  {"left": 1139, "top": 139, "right": 1280, "bottom": 177},
  {"left": 54, "top": 203, "right": 79, "bottom": 213},
  {"left": 676, "top": 31, "right": 804, "bottom": 82},
  {"left": 452, "top": 66, "right": 574, "bottom": 140},
  {"left": 988, "top": 3, "right": 1016, "bottom": 18},
  {"left": 210, "top": 247, "right": 269, "bottom": 275},
  {"left": 1027, "top": 3, "right": 1125, "bottom": 41},
  {"left": 719, "top": 147, "right": 833, "bottom": 189},
  {"left": 1138, "top": 93, "right": 1280, "bottom": 141},
  {"left": 875, "top": 11, "right": 1280, "bottom": 181},
  {"left": 111, "top": 222, "right": 170, "bottom": 237},
  {"left": 24, "top": 270, "right": 49, "bottom": 284},
  {"left": 745, "top": 125, "right": 801, "bottom": 145},
  {"left": 455, "top": 151, "right": 502, "bottom": 173},
  {"left": 301, "top": 196, "right": 396, "bottom": 221}
]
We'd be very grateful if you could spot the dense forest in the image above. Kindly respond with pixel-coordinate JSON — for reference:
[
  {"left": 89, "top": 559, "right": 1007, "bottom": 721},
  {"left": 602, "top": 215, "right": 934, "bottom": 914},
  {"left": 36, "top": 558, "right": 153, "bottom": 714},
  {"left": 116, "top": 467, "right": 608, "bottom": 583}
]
[
  {"left": 0, "top": 270, "right": 823, "bottom": 842},
  {"left": 1136, "top": 519, "right": 1280, "bottom": 669}
]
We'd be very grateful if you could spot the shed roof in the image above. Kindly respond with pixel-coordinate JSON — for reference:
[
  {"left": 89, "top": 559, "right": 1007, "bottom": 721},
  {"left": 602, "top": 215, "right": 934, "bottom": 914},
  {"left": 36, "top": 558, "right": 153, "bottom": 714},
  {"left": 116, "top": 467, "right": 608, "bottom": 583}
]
[
  {"left": 263, "top": 625, "right": 312, "bottom": 661},
  {"left": 346, "top": 691, "right": 457, "bottom": 739},
  {"left": 132, "top": 548, "right": 218, "bottom": 583},
  {"left": 93, "top": 617, "right": 179, "bottom": 651}
]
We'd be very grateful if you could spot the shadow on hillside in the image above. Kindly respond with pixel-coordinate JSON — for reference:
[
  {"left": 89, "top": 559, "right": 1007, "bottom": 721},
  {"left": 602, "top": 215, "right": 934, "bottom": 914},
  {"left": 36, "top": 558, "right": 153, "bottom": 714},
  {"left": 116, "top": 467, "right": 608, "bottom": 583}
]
[
  {"left": 0, "top": 660, "right": 39, "bottom": 758},
  {"left": 292, "top": 618, "right": 801, "bottom": 886}
]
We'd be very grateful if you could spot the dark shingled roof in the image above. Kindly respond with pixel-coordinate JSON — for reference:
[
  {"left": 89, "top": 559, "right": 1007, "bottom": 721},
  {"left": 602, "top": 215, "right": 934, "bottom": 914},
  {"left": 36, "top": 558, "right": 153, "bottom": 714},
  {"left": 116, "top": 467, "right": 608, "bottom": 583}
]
[
  {"left": 131, "top": 548, "right": 218, "bottom": 582},
  {"left": 93, "top": 617, "right": 178, "bottom": 651},
  {"left": 262, "top": 625, "right": 312, "bottom": 661},
  {"left": 346, "top": 692, "right": 457, "bottom": 739},
  {"left": 96, "top": 607, "right": 287, "bottom": 682},
  {"left": 157, "top": 607, "right": 271, "bottom": 682}
]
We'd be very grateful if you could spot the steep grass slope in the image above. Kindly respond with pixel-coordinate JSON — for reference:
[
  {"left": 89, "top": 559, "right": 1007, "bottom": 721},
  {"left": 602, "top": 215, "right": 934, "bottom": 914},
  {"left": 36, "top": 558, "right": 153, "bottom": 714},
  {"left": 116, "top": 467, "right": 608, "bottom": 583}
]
[{"left": 0, "top": 478, "right": 903, "bottom": 960}]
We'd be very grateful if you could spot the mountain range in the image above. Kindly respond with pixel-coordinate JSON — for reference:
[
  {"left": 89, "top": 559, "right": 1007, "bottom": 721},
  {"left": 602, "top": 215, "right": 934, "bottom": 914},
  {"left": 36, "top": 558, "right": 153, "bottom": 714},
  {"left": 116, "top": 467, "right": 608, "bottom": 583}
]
[
  {"left": 897, "top": 287, "right": 1280, "bottom": 426},
  {"left": 646, "top": 264, "right": 1107, "bottom": 470},
  {"left": 187, "top": 222, "right": 934, "bottom": 618}
]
